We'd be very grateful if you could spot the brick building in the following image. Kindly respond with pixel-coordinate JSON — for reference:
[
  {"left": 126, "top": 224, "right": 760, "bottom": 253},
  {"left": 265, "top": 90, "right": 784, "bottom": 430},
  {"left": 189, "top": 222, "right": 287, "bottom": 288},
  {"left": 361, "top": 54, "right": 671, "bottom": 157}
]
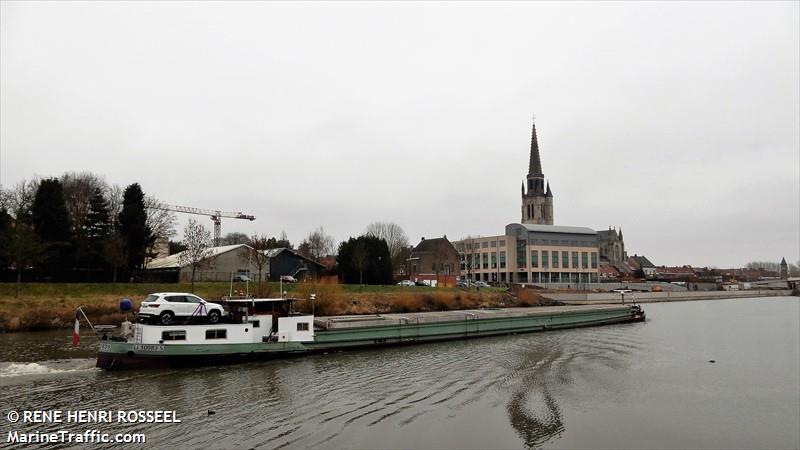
[{"left": 408, "top": 236, "right": 460, "bottom": 287}]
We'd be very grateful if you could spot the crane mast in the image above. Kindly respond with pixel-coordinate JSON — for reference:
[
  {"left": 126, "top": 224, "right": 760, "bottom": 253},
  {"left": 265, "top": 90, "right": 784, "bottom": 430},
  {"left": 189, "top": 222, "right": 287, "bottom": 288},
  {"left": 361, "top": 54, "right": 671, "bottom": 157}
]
[{"left": 150, "top": 204, "right": 256, "bottom": 246}]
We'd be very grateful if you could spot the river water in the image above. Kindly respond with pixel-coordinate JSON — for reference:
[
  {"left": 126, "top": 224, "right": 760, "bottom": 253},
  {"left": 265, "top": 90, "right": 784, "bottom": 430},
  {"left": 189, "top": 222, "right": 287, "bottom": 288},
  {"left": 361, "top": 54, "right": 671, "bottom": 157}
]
[{"left": 1, "top": 296, "right": 798, "bottom": 449}]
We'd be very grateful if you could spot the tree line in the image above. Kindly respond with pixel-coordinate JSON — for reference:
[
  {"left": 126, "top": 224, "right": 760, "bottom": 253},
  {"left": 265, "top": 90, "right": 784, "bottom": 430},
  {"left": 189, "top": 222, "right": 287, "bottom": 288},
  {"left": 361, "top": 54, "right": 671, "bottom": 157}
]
[
  {"left": 0, "top": 173, "right": 177, "bottom": 294},
  {"left": 1, "top": 172, "right": 415, "bottom": 289},
  {"left": 180, "top": 221, "right": 410, "bottom": 287},
  {"left": 745, "top": 260, "right": 800, "bottom": 276}
]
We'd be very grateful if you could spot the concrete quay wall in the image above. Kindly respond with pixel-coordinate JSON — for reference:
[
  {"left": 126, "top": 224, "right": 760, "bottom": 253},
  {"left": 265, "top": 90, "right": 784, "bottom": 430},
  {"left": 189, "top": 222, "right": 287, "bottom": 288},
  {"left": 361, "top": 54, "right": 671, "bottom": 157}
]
[{"left": 542, "top": 289, "right": 794, "bottom": 304}]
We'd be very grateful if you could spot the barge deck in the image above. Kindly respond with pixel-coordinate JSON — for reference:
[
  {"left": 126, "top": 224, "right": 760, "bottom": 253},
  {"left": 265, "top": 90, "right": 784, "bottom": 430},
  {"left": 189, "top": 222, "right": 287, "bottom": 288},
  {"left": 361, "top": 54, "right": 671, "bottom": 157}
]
[{"left": 315, "top": 304, "right": 633, "bottom": 329}]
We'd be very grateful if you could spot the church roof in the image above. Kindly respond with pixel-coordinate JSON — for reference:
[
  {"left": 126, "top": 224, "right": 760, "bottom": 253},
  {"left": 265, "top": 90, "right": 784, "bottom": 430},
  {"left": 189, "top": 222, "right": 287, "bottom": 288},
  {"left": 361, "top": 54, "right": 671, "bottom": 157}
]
[
  {"left": 528, "top": 119, "right": 543, "bottom": 175},
  {"left": 598, "top": 229, "right": 621, "bottom": 240},
  {"left": 506, "top": 223, "right": 596, "bottom": 235}
]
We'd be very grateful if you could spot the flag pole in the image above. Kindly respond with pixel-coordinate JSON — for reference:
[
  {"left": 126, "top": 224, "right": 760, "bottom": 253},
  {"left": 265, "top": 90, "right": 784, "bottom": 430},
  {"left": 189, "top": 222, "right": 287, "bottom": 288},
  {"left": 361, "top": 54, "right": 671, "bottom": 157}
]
[{"left": 77, "top": 306, "right": 96, "bottom": 331}]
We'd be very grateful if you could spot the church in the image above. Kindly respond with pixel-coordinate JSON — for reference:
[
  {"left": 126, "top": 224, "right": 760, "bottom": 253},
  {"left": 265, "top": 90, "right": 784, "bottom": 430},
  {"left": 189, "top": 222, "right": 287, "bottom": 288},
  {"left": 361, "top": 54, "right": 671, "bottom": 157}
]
[
  {"left": 520, "top": 120, "right": 554, "bottom": 225},
  {"left": 453, "top": 118, "right": 602, "bottom": 285},
  {"left": 519, "top": 118, "right": 626, "bottom": 267}
]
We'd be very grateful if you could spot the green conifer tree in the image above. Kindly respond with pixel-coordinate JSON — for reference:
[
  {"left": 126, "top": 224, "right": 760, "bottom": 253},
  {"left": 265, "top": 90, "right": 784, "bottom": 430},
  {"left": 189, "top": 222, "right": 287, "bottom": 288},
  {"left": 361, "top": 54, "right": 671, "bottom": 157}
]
[
  {"left": 118, "top": 183, "right": 153, "bottom": 279},
  {"left": 31, "top": 178, "right": 72, "bottom": 276}
]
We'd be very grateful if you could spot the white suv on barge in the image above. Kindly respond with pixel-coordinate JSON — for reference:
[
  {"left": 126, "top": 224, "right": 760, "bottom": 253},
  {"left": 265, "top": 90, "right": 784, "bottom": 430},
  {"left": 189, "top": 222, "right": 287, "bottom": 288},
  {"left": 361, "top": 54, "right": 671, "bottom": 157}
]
[{"left": 138, "top": 293, "right": 225, "bottom": 325}]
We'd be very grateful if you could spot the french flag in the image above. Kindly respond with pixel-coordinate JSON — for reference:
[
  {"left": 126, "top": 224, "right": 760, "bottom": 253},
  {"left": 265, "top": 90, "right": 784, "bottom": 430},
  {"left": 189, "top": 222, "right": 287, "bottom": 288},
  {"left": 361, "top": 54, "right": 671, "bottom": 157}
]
[{"left": 72, "top": 310, "right": 80, "bottom": 347}]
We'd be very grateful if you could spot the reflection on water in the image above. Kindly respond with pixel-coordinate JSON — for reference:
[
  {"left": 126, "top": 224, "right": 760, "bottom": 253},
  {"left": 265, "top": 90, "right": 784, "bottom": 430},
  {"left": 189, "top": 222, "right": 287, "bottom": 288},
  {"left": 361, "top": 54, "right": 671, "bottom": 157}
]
[
  {"left": 501, "top": 327, "right": 644, "bottom": 449},
  {"left": 505, "top": 344, "right": 569, "bottom": 449},
  {"left": 0, "top": 297, "right": 798, "bottom": 450}
]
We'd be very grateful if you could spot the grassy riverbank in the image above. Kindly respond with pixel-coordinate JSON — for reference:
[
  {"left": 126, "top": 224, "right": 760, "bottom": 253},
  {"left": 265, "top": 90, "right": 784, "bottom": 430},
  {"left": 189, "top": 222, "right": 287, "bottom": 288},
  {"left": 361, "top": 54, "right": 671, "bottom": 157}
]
[{"left": 0, "top": 282, "right": 541, "bottom": 332}]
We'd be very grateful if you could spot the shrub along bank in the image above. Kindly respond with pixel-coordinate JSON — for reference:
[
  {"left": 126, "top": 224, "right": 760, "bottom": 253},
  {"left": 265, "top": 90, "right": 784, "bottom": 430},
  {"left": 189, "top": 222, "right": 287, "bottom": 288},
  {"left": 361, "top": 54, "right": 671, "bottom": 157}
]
[{"left": 0, "top": 282, "right": 550, "bottom": 332}]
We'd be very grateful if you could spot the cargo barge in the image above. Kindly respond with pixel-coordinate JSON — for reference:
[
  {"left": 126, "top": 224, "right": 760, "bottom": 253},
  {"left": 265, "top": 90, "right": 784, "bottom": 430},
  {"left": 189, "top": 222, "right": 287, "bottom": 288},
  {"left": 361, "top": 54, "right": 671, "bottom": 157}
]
[{"left": 96, "top": 297, "right": 645, "bottom": 370}]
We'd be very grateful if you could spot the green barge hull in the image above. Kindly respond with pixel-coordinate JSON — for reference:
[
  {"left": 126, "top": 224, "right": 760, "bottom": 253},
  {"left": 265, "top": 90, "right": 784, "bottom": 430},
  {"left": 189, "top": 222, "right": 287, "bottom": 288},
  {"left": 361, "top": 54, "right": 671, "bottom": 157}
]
[{"left": 96, "top": 304, "right": 644, "bottom": 370}]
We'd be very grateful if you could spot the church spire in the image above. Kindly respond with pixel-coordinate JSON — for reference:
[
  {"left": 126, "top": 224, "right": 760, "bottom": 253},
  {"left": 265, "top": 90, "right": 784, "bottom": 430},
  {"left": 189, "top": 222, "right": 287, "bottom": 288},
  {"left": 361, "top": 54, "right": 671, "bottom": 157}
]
[
  {"left": 521, "top": 115, "right": 553, "bottom": 225},
  {"left": 528, "top": 118, "right": 543, "bottom": 176}
]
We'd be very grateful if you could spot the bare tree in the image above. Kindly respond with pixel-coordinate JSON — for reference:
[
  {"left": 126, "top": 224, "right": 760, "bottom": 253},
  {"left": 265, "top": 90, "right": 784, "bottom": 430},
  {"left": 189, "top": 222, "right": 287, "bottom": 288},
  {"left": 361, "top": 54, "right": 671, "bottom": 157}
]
[
  {"left": 352, "top": 241, "right": 369, "bottom": 286},
  {"left": 458, "top": 235, "right": 481, "bottom": 285},
  {"left": 1, "top": 180, "right": 42, "bottom": 297},
  {"left": 144, "top": 195, "right": 177, "bottom": 242},
  {"left": 249, "top": 233, "right": 272, "bottom": 295},
  {"left": 745, "top": 261, "right": 781, "bottom": 272},
  {"left": 223, "top": 232, "right": 251, "bottom": 245},
  {"left": 300, "top": 226, "right": 335, "bottom": 261},
  {"left": 3, "top": 222, "right": 43, "bottom": 298},
  {"left": 104, "top": 232, "right": 127, "bottom": 288},
  {"left": 177, "top": 219, "right": 213, "bottom": 293},
  {"left": 0, "top": 185, "right": 10, "bottom": 211},
  {"left": 105, "top": 183, "right": 124, "bottom": 224},
  {"left": 61, "top": 171, "right": 107, "bottom": 233},
  {"left": 6, "top": 179, "right": 39, "bottom": 220},
  {"left": 364, "top": 221, "right": 409, "bottom": 267}
]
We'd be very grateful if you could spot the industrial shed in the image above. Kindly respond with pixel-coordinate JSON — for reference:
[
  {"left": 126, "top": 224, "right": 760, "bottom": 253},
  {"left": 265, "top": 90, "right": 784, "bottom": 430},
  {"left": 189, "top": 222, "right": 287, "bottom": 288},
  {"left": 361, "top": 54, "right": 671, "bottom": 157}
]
[
  {"left": 144, "top": 244, "right": 266, "bottom": 282},
  {"left": 264, "top": 247, "right": 325, "bottom": 281}
]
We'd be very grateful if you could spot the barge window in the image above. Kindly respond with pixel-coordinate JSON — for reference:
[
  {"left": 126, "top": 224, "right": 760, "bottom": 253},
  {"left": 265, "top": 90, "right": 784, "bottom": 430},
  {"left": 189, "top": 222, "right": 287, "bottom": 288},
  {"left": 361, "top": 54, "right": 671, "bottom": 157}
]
[
  {"left": 162, "top": 331, "right": 186, "bottom": 341},
  {"left": 250, "top": 320, "right": 260, "bottom": 328},
  {"left": 205, "top": 329, "right": 227, "bottom": 339},
  {"left": 297, "top": 322, "right": 309, "bottom": 331}
]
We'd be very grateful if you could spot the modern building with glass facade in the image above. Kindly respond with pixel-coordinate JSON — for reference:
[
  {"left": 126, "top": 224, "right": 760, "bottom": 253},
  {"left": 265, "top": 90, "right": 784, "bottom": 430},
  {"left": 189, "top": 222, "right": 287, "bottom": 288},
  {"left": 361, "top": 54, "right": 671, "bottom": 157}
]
[{"left": 453, "top": 223, "right": 599, "bottom": 285}]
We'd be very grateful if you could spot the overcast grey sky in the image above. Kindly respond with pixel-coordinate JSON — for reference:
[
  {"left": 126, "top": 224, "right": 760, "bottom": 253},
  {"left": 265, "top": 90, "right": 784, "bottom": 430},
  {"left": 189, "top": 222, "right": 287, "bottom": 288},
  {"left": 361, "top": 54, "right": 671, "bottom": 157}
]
[{"left": 1, "top": 1, "right": 798, "bottom": 268}]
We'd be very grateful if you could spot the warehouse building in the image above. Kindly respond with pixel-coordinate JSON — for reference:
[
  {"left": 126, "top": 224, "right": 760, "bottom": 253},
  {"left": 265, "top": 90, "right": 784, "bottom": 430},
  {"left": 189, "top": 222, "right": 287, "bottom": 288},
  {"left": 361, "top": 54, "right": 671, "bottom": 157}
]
[
  {"left": 144, "top": 244, "right": 323, "bottom": 282},
  {"left": 144, "top": 244, "right": 264, "bottom": 282},
  {"left": 263, "top": 247, "right": 325, "bottom": 281}
]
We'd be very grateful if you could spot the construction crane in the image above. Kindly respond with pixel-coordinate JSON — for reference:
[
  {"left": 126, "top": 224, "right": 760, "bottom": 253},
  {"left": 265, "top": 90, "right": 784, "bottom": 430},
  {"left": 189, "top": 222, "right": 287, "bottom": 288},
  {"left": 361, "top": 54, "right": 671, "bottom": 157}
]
[{"left": 151, "top": 204, "right": 256, "bottom": 246}]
